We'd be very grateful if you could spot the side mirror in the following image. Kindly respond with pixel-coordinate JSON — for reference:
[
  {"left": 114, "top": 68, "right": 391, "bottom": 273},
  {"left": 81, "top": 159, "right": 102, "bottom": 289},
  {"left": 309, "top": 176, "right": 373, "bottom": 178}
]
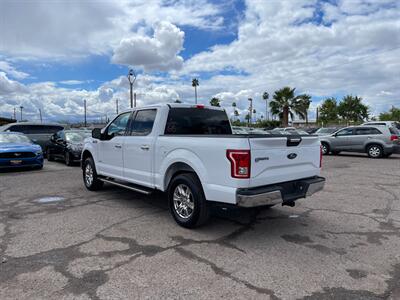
[{"left": 92, "top": 128, "right": 102, "bottom": 140}]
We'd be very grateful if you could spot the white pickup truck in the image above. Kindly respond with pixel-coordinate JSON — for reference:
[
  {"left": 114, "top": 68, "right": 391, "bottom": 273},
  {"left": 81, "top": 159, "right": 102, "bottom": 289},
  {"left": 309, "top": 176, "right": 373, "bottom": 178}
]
[{"left": 82, "top": 104, "right": 325, "bottom": 228}]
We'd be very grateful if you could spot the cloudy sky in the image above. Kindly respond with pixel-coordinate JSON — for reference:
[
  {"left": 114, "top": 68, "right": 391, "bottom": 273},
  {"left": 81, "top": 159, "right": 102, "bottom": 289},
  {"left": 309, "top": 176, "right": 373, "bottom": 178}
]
[{"left": 0, "top": 0, "right": 399, "bottom": 123}]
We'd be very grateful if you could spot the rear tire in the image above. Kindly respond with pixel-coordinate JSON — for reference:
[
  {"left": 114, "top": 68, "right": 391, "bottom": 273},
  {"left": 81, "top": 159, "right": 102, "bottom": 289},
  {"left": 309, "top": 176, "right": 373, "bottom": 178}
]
[
  {"left": 321, "top": 142, "right": 330, "bottom": 155},
  {"left": 367, "top": 144, "right": 383, "bottom": 158},
  {"left": 168, "top": 173, "right": 210, "bottom": 228},
  {"left": 47, "top": 149, "right": 54, "bottom": 161},
  {"left": 82, "top": 157, "right": 103, "bottom": 191}
]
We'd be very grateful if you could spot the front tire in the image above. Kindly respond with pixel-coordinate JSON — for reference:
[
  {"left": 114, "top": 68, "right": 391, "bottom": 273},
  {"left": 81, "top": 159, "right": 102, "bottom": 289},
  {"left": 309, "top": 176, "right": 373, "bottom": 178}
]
[
  {"left": 65, "top": 151, "right": 73, "bottom": 166},
  {"left": 367, "top": 144, "right": 383, "bottom": 158},
  {"left": 82, "top": 157, "right": 103, "bottom": 190},
  {"left": 168, "top": 173, "right": 210, "bottom": 228}
]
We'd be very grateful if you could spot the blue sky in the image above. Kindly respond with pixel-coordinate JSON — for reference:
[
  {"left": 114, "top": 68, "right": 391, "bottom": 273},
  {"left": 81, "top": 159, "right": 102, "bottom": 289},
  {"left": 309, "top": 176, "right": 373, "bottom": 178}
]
[{"left": 0, "top": 0, "right": 399, "bottom": 122}]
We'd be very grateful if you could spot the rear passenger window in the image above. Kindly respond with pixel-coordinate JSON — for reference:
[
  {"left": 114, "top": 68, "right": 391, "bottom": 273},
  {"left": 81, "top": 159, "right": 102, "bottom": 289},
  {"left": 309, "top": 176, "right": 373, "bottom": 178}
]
[
  {"left": 355, "top": 128, "right": 381, "bottom": 135},
  {"left": 130, "top": 109, "right": 157, "bottom": 136}
]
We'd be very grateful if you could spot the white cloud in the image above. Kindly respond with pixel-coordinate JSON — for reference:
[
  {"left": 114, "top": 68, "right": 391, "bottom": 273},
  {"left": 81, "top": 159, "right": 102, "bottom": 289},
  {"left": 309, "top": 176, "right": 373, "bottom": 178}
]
[
  {"left": 0, "top": 72, "right": 27, "bottom": 95},
  {"left": 112, "top": 22, "right": 184, "bottom": 71},
  {"left": 0, "top": 0, "right": 223, "bottom": 60},
  {"left": 0, "top": 61, "right": 29, "bottom": 79},
  {"left": 59, "top": 80, "right": 86, "bottom": 85},
  {"left": 178, "top": 0, "right": 400, "bottom": 115}
]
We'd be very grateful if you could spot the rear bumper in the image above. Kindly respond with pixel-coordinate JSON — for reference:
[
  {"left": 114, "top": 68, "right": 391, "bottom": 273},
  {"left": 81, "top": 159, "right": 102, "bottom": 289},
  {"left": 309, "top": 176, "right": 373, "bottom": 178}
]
[
  {"left": 393, "top": 145, "right": 400, "bottom": 154},
  {"left": 236, "top": 176, "right": 325, "bottom": 207}
]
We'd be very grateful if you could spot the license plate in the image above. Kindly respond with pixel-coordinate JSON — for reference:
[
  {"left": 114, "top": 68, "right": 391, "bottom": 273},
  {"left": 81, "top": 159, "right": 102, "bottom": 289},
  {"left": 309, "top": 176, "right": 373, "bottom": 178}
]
[{"left": 10, "top": 160, "right": 22, "bottom": 165}]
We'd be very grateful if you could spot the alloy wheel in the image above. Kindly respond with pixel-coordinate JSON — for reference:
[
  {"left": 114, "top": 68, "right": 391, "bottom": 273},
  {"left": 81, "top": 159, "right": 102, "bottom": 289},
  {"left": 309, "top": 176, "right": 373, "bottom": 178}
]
[
  {"left": 369, "top": 146, "right": 381, "bottom": 158},
  {"left": 173, "top": 184, "right": 194, "bottom": 219},
  {"left": 85, "top": 163, "right": 94, "bottom": 186}
]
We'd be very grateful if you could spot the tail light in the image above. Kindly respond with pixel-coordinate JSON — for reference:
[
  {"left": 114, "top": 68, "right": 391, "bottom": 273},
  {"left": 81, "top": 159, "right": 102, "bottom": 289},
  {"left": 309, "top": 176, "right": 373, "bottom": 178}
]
[
  {"left": 226, "top": 150, "right": 251, "bottom": 178},
  {"left": 195, "top": 104, "right": 204, "bottom": 109},
  {"left": 390, "top": 135, "right": 399, "bottom": 141},
  {"left": 320, "top": 145, "right": 323, "bottom": 168}
]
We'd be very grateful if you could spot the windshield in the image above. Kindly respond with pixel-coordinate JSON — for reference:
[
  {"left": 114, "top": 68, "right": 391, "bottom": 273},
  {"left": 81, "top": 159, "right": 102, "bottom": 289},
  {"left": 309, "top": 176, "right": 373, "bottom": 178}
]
[
  {"left": 0, "top": 133, "right": 32, "bottom": 144},
  {"left": 65, "top": 131, "right": 91, "bottom": 143}
]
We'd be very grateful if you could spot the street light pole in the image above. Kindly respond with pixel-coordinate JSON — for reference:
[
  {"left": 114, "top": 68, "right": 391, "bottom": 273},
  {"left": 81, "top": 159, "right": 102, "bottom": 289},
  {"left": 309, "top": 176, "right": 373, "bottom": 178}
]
[
  {"left": 13, "top": 107, "right": 16, "bottom": 120},
  {"left": 127, "top": 69, "right": 137, "bottom": 108},
  {"left": 20, "top": 106, "right": 24, "bottom": 122},
  {"left": 84, "top": 99, "right": 87, "bottom": 127},
  {"left": 39, "top": 108, "right": 42, "bottom": 123},
  {"left": 248, "top": 98, "right": 253, "bottom": 127},
  {"left": 116, "top": 98, "right": 119, "bottom": 114}
]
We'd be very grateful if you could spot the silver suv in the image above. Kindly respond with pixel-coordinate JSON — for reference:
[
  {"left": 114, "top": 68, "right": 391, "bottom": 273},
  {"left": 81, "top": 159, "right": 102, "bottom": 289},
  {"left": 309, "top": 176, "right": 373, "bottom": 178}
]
[{"left": 320, "top": 125, "right": 400, "bottom": 158}]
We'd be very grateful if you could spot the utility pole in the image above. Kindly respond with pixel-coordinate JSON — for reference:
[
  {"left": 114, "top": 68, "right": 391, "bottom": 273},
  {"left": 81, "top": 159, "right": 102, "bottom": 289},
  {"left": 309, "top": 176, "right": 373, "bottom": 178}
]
[
  {"left": 116, "top": 98, "right": 119, "bottom": 114},
  {"left": 84, "top": 99, "right": 87, "bottom": 127},
  {"left": 39, "top": 108, "right": 42, "bottom": 123},
  {"left": 134, "top": 92, "right": 137, "bottom": 108},
  {"left": 316, "top": 107, "right": 319, "bottom": 125},
  {"left": 20, "top": 106, "right": 24, "bottom": 122},
  {"left": 127, "top": 69, "right": 137, "bottom": 108},
  {"left": 248, "top": 98, "right": 253, "bottom": 127}
]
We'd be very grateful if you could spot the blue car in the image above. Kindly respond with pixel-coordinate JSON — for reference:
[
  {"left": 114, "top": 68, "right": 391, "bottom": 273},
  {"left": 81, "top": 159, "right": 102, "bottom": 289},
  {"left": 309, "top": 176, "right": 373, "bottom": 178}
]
[{"left": 0, "top": 132, "right": 44, "bottom": 169}]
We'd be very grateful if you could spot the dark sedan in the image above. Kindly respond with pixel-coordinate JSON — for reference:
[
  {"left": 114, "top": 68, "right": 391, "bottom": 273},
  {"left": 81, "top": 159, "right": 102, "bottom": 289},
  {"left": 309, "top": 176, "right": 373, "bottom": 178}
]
[{"left": 47, "top": 130, "right": 91, "bottom": 166}]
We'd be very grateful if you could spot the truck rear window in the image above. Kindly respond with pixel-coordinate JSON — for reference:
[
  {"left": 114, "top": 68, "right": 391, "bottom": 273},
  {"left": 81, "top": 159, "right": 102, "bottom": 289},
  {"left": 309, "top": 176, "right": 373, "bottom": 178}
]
[{"left": 165, "top": 108, "right": 232, "bottom": 135}]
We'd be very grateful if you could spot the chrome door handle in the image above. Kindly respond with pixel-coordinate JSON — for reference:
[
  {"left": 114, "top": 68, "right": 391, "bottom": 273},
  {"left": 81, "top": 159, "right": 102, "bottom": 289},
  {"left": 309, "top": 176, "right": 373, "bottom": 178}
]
[
  {"left": 115, "top": 144, "right": 122, "bottom": 149},
  {"left": 140, "top": 145, "right": 150, "bottom": 150}
]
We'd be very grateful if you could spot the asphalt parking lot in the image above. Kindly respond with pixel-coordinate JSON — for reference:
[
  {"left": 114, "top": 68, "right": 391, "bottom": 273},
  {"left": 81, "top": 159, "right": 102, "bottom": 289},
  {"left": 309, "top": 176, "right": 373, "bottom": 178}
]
[{"left": 1, "top": 154, "right": 399, "bottom": 300}]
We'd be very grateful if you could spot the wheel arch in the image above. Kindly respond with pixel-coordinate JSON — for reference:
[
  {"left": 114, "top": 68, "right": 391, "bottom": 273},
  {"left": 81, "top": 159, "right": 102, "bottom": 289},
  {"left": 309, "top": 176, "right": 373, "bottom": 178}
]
[
  {"left": 81, "top": 150, "right": 93, "bottom": 169},
  {"left": 164, "top": 162, "right": 201, "bottom": 191}
]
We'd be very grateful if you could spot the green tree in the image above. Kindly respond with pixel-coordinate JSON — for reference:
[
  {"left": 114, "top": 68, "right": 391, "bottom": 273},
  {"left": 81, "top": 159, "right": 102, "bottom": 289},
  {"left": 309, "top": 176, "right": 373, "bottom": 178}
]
[
  {"left": 379, "top": 106, "right": 400, "bottom": 121},
  {"left": 338, "top": 95, "right": 369, "bottom": 124},
  {"left": 192, "top": 78, "right": 199, "bottom": 104},
  {"left": 210, "top": 97, "right": 221, "bottom": 107},
  {"left": 269, "top": 87, "right": 305, "bottom": 127},
  {"left": 297, "top": 94, "right": 312, "bottom": 125},
  {"left": 319, "top": 97, "right": 338, "bottom": 125}
]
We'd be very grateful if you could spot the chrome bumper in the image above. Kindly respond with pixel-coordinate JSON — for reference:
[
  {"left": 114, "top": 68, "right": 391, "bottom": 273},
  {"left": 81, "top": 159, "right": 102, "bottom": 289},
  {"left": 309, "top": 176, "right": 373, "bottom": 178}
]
[{"left": 236, "top": 176, "right": 325, "bottom": 208}]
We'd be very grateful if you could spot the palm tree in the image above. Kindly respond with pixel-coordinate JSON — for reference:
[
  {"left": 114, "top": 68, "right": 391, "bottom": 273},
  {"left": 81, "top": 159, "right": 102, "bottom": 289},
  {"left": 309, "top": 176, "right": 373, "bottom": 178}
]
[
  {"left": 192, "top": 78, "right": 199, "bottom": 104},
  {"left": 232, "top": 102, "right": 238, "bottom": 121},
  {"left": 297, "top": 94, "right": 312, "bottom": 125},
  {"left": 270, "top": 87, "right": 305, "bottom": 127},
  {"left": 262, "top": 92, "right": 269, "bottom": 121},
  {"left": 210, "top": 97, "right": 221, "bottom": 107},
  {"left": 234, "top": 109, "right": 239, "bottom": 121}
]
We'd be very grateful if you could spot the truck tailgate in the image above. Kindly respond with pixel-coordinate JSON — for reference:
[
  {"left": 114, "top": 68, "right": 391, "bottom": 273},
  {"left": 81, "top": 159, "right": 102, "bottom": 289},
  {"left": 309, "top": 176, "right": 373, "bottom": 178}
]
[{"left": 249, "top": 135, "right": 321, "bottom": 187}]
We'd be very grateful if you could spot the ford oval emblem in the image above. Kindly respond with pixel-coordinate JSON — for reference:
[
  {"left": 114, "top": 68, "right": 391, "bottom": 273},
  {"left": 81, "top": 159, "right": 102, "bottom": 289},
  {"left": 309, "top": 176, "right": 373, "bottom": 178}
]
[{"left": 287, "top": 153, "right": 297, "bottom": 159}]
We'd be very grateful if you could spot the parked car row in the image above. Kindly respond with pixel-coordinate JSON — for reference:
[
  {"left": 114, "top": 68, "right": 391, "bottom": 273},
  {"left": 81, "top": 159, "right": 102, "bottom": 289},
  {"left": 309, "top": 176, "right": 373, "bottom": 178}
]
[{"left": 0, "top": 121, "right": 92, "bottom": 170}]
